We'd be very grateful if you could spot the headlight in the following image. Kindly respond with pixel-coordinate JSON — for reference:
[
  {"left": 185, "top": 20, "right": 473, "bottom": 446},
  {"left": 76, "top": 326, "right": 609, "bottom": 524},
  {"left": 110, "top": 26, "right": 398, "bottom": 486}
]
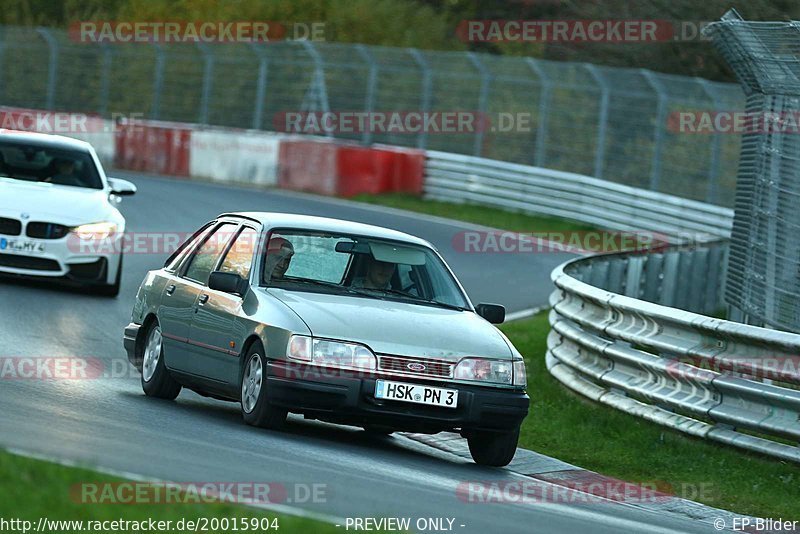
[
  {"left": 286, "top": 335, "right": 376, "bottom": 370},
  {"left": 454, "top": 358, "right": 514, "bottom": 385},
  {"left": 72, "top": 222, "right": 118, "bottom": 240}
]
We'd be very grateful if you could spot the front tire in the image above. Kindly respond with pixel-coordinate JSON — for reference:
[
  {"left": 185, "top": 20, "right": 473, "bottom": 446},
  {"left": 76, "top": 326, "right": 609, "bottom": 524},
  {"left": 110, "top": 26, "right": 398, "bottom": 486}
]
[
  {"left": 467, "top": 428, "right": 520, "bottom": 467},
  {"left": 141, "top": 321, "right": 181, "bottom": 400},
  {"left": 241, "top": 344, "right": 287, "bottom": 430}
]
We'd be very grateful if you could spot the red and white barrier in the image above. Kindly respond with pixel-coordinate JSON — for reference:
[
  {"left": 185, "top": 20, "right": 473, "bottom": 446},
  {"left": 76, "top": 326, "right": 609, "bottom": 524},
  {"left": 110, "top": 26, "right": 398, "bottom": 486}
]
[
  {"left": 0, "top": 106, "right": 426, "bottom": 197},
  {"left": 190, "top": 130, "right": 280, "bottom": 186}
]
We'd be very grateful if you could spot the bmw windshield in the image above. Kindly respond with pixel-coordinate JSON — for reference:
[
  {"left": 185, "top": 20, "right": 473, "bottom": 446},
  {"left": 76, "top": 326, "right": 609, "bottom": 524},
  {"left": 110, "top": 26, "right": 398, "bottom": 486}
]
[
  {"left": 261, "top": 230, "right": 470, "bottom": 310},
  {"left": 0, "top": 140, "right": 103, "bottom": 190}
]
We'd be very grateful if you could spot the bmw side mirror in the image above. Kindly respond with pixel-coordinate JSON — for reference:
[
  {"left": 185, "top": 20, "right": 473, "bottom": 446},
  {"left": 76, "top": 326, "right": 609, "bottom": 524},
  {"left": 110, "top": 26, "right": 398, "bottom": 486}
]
[
  {"left": 208, "top": 271, "right": 249, "bottom": 296},
  {"left": 476, "top": 303, "right": 505, "bottom": 324},
  {"left": 108, "top": 177, "right": 137, "bottom": 196}
]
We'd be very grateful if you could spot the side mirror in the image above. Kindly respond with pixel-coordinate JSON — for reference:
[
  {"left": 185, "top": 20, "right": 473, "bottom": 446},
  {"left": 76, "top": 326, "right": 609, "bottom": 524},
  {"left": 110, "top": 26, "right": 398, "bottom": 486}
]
[
  {"left": 476, "top": 303, "right": 505, "bottom": 324},
  {"left": 208, "top": 271, "right": 248, "bottom": 296},
  {"left": 108, "top": 177, "right": 137, "bottom": 196}
]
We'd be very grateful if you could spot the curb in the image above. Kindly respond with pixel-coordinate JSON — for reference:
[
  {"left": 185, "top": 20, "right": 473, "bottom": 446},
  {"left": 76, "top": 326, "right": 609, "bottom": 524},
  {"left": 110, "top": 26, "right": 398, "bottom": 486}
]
[{"left": 402, "top": 432, "right": 769, "bottom": 533}]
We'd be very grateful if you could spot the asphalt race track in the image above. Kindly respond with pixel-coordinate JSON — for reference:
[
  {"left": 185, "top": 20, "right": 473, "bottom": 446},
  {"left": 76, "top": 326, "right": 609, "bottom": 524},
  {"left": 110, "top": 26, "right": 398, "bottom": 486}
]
[{"left": 0, "top": 174, "right": 715, "bottom": 533}]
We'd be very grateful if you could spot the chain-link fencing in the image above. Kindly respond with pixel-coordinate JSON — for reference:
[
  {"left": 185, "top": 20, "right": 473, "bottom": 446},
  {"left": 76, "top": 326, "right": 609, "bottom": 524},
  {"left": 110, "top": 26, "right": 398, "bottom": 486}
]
[
  {"left": 706, "top": 10, "right": 800, "bottom": 333},
  {"left": 0, "top": 25, "right": 744, "bottom": 206}
]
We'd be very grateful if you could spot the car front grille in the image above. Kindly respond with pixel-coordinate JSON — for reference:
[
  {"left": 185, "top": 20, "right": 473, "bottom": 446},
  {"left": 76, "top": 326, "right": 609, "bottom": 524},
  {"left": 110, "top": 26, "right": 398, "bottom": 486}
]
[
  {"left": 0, "top": 253, "right": 60, "bottom": 271},
  {"left": 67, "top": 258, "right": 107, "bottom": 281},
  {"left": 377, "top": 355, "right": 454, "bottom": 378},
  {"left": 0, "top": 217, "right": 21, "bottom": 236},
  {"left": 26, "top": 222, "right": 71, "bottom": 240}
]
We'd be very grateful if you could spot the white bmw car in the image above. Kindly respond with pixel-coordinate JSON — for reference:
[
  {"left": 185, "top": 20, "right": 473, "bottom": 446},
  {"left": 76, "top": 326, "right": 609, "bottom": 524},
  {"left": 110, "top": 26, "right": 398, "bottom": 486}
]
[{"left": 0, "top": 131, "right": 136, "bottom": 296}]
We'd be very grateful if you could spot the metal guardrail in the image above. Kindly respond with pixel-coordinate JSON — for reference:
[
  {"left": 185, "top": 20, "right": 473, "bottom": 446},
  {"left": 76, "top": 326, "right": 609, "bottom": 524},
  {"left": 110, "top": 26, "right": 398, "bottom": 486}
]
[
  {"left": 424, "top": 151, "right": 733, "bottom": 243},
  {"left": 547, "top": 242, "right": 800, "bottom": 463}
]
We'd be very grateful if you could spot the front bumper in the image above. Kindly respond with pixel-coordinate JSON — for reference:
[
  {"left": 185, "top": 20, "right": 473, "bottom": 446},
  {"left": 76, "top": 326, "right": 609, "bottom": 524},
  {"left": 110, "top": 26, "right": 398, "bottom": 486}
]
[
  {"left": 0, "top": 232, "right": 122, "bottom": 285},
  {"left": 265, "top": 360, "right": 529, "bottom": 434}
]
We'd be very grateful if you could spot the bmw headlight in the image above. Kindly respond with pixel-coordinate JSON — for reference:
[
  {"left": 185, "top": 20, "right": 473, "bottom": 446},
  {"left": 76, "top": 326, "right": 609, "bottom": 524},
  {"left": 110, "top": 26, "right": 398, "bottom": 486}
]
[
  {"left": 72, "top": 222, "right": 118, "bottom": 240},
  {"left": 286, "top": 335, "right": 377, "bottom": 371},
  {"left": 454, "top": 358, "right": 525, "bottom": 386}
]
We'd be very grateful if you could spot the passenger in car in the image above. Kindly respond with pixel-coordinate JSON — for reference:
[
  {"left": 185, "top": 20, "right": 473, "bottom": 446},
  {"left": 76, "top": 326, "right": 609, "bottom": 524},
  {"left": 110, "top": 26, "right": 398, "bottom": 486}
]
[{"left": 263, "top": 237, "right": 295, "bottom": 282}]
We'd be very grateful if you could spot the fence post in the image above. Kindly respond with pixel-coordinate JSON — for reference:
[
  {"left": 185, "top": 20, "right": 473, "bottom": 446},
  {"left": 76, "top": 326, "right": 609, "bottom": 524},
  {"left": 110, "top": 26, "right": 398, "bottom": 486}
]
[
  {"left": 641, "top": 69, "right": 668, "bottom": 192},
  {"left": 300, "top": 40, "right": 332, "bottom": 137},
  {"left": 0, "top": 28, "right": 5, "bottom": 102},
  {"left": 408, "top": 48, "right": 431, "bottom": 150},
  {"left": 151, "top": 43, "right": 165, "bottom": 120},
  {"left": 584, "top": 64, "right": 610, "bottom": 180},
  {"left": 356, "top": 44, "right": 378, "bottom": 145},
  {"left": 98, "top": 43, "right": 112, "bottom": 116},
  {"left": 197, "top": 43, "right": 215, "bottom": 125},
  {"left": 249, "top": 43, "right": 269, "bottom": 130},
  {"left": 697, "top": 78, "right": 723, "bottom": 204},
  {"left": 525, "top": 58, "right": 551, "bottom": 167},
  {"left": 468, "top": 52, "right": 490, "bottom": 157},
  {"left": 35, "top": 28, "right": 59, "bottom": 109}
]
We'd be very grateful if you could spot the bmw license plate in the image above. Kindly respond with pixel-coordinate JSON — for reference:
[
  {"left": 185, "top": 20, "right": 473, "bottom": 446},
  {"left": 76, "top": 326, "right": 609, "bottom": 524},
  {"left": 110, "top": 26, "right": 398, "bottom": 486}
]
[
  {"left": 0, "top": 238, "right": 45, "bottom": 255},
  {"left": 375, "top": 379, "right": 458, "bottom": 409}
]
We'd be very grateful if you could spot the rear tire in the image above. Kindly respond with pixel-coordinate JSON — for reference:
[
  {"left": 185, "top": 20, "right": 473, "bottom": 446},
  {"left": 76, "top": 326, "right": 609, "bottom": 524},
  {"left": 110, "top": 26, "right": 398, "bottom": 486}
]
[
  {"left": 241, "top": 344, "right": 287, "bottom": 430},
  {"left": 140, "top": 321, "right": 181, "bottom": 400},
  {"left": 467, "top": 427, "right": 520, "bottom": 467}
]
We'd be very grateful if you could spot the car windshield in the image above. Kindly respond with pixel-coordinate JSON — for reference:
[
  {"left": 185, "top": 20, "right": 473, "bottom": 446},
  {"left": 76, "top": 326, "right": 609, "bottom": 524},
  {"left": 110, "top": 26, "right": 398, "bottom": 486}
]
[
  {"left": 0, "top": 140, "right": 103, "bottom": 190},
  {"left": 261, "top": 230, "right": 469, "bottom": 310}
]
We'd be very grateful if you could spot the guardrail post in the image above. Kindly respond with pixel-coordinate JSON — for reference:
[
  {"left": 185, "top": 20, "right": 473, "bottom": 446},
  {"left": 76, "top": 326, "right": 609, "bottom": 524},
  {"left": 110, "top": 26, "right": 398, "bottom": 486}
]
[
  {"left": 249, "top": 43, "right": 269, "bottom": 130},
  {"left": 698, "top": 78, "right": 723, "bottom": 204},
  {"left": 408, "top": 48, "right": 432, "bottom": 150},
  {"left": 151, "top": 43, "right": 165, "bottom": 120},
  {"left": 468, "top": 52, "right": 491, "bottom": 157},
  {"left": 525, "top": 58, "right": 552, "bottom": 167},
  {"left": 197, "top": 43, "right": 215, "bottom": 125},
  {"left": 356, "top": 44, "right": 378, "bottom": 146},
  {"left": 584, "top": 64, "right": 610, "bottom": 180},
  {"left": 35, "top": 27, "right": 59, "bottom": 109},
  {"left": 300, "top": 40, "right": 332, "bottom": 137},
  {"left": 98, "top": 43, "right": 112, "bottom": 116},
  {"left": 641, "top": 70, "right": 668, "bottom": 192}
]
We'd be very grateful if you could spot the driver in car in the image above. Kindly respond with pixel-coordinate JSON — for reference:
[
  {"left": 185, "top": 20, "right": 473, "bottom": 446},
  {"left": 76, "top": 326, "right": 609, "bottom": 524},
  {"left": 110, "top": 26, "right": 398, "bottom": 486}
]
[
  {"left": 263, "top": 237, "right": 295, "bottom": 282},
  {"left": 45, "top": 158, "right": 80, "bottom": 186},
  {"left": 352, "top": 257, "right": 396, "bottom": 290}
]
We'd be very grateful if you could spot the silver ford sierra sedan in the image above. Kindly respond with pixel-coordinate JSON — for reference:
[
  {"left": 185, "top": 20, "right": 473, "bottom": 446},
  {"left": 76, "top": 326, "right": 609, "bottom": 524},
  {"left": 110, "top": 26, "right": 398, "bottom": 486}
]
[{"left": 124, "top": 212, "right": 529, "bottom": 466}]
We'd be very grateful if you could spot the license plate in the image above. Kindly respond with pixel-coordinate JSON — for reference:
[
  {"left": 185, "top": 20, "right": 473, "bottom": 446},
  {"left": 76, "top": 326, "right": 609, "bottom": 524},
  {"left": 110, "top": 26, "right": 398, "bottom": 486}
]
[
  {"left": 375, "top": 379, "right": 458, "bottom": 409},
  {"left": 0, "top": 238, "right": 45, "bottom": 255}
]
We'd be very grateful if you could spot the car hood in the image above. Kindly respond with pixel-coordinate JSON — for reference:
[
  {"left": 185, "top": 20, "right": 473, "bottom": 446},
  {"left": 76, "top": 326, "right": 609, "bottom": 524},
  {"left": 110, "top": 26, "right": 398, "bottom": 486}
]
[
  {"left": 0, "top": 178, "right": 114, "bottom": 225},
  {"left": 266, "top": 288, "right": 513, "bottom": 361}
]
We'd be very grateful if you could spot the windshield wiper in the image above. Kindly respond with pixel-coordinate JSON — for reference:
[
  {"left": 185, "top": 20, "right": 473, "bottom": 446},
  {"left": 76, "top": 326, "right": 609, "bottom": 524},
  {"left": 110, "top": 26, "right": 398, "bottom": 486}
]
[{"left": 355, "top": 287, "right": 467, "bottom": 311}]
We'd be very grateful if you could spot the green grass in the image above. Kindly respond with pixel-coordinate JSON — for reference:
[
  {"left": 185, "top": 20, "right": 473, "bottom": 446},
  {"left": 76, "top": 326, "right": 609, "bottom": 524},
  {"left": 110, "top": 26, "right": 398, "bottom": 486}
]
[
  {"left": 501, "top": 312, "right": 800, "bottom": 520},
  {"left": 350, "top": 193, "right": 595, "bottom": 234},
  {"left": 0, "top": 450, "right": 339, "bottom": 534}
]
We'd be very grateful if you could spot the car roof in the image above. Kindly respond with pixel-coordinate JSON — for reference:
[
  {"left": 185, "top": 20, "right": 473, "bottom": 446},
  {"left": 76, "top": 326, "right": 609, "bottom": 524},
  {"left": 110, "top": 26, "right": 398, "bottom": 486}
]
[
  {"left": 0, "top": 130, "right": 94, "bottom": 152},
  {"left": 219, "top": 212, "right": 432, "bottom": 248}
]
